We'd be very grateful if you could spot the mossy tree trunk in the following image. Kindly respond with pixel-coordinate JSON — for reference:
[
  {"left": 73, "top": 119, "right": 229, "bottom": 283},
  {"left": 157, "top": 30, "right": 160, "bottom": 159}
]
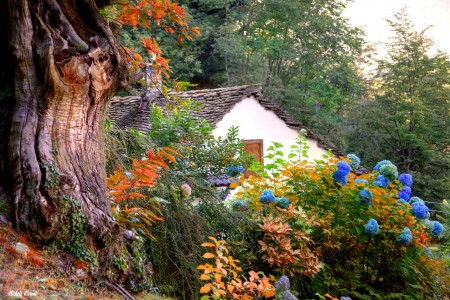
[{"left": 0, "top": 0, "right": 125, "bottom": 246}]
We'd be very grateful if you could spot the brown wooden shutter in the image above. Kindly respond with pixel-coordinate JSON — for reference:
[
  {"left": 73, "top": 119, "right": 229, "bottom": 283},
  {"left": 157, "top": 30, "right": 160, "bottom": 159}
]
[{"left": 243, "top": 139, "right": 263, "bottom": 177}]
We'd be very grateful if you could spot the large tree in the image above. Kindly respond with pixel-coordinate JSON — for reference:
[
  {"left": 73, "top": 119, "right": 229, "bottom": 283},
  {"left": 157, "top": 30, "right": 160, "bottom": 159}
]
[
  {"left": 0, "top": 0, "right": 196, "bottom": 264},
  {"left": 0, "top": 0, "right": 125, "bottom": 245},
  {"left": 352, "top": 10, "right": 450, "bottom": 202}
]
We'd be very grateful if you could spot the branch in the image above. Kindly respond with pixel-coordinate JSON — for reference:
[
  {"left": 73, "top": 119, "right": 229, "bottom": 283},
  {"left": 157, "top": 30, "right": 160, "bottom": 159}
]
[{"left": 43, "top": 0, "right": 89, "bottom": 51}]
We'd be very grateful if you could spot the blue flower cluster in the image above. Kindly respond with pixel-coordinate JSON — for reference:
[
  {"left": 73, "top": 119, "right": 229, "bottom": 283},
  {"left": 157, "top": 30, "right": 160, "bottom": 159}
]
[
  {"left": 373, "top": 160, "right": 392, "bottom": 170},
  {"left": 398, "top": 186, "right": 412, "bottom": 201},
  {"left": 259, "top": 190, "right": 276, "bottom": 203},
  {"left": 275, "top": 276, "right": 298, "bottom": 300},
  {"left": 355, "top": 179, "right": 369, "bottom": 186},
  {"left": 412, "top": 202, "right": 429, "bottom": 219},
  {"left": 365, "top": 219, "right": 379, "bottom": 236},
  {"left": 232, "top": 200, "right": 248, "bottom": 211},
  {"left": 340, "top": 297, "right": 352, "bottom": 300},
  {"left": 409, "top": 196, "right": 424, "bottom": 204},
  {"left": 397, "top": 227, "right": 413, "bottom": 244},
  {"left": 379, "top": 163, "right": 398, "bottom": 181},
  {"left": 359, "top": 188, "right": 373, "bottom": 206},
  {"left": 276, "top": 197, "right": 291, "bottom": 209},
  {"left": 397, "top": 198, "right": 409, "bottom": 205},
  {"left": 227, "top": 165, "right": 244, "bottom": 177},
  {"left": 275, "top": 275, "right": 290, "bottom": 293},
  {"left": 333, "top": 161, "right": 351, "bottom": 186},
  {"left": 431, "top": 221, "right": 444, "bottom": 237},
  {"left": 347, "top": 154, "right": 360, "bottom": 169},
  {"left": 398, "top": 173, "right": 413, "bottom": 187},
  {"left": 373, "top": 175, "right": 390, "bottom": 188}
]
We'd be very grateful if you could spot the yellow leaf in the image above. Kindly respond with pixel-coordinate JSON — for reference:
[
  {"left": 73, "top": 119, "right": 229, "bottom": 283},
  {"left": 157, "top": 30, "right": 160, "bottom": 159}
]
[
  {"left": 203, "top": 252, "right": 215, "bottom": 259},
  {"left": 201, "top": 242, "right": 215, "bottom": 247},
  {"left": 229, "top": 182, "right": 240, "bottom": 189}
]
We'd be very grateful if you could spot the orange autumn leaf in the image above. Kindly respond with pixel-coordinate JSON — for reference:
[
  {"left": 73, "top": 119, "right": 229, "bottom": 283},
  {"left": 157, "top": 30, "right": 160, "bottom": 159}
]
[
  {"left": 200, "top": 283, "right": 212, "bottom": 294},
  {"left": 203, "top": 252, "right": 215, "bottom": 259}
]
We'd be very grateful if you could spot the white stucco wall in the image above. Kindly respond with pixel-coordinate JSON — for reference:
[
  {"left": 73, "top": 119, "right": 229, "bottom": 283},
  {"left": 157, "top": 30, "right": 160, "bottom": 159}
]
[{"left": 212, "top": 96, "right": 328, "bottom": 165}]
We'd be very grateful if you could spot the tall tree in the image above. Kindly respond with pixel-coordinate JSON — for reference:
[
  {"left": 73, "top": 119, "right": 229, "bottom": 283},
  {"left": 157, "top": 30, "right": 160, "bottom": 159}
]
[
  {"left": 0, "top": 0, "right": 196, "bottom": 271},
  {"left": 367, "top": 10, "right": 450, "bottom": 201}
]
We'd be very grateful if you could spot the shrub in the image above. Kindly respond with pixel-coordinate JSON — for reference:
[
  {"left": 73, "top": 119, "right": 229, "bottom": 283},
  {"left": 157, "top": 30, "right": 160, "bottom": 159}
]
[{"left": 227, "top": 142, "right": 448, "bottom": 299}]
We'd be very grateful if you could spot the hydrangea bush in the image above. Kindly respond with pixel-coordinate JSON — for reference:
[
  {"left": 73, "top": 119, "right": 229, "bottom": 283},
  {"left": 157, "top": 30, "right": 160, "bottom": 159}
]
[{"left": 226, "top": 144, "right": 449, "bottom": 299}]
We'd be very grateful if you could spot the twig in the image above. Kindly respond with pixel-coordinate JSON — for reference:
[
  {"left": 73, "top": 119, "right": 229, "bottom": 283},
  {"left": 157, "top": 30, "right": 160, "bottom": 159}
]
[{"left": 103, "top": 279, "right": 135, "bottom": 300}]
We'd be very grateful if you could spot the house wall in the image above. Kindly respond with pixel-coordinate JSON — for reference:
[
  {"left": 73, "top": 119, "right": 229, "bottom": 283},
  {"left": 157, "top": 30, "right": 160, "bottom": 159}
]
[{"left": 212, "top": 96, "right": 328, "bottom": 165}]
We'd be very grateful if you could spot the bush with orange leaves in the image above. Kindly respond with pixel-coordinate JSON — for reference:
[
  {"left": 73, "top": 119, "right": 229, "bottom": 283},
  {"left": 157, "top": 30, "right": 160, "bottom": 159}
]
[{"left": 198, "top": 236, "right": 275, "bottom": 299}]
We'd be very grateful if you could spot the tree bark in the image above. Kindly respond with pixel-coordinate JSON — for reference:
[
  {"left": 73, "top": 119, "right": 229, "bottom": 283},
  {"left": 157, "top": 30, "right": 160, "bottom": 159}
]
[{"left": 0, "top": 0, "right": 125, "bottom": 245}]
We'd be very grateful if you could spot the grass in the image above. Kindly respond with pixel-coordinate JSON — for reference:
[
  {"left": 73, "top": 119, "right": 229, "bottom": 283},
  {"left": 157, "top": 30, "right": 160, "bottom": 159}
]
[{"left": 0, "top": 223, "right": 173, "bottom": 300}]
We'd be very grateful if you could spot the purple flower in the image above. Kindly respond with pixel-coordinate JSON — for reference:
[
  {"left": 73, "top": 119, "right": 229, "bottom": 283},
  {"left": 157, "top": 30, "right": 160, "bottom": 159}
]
[
  {"left": 340, "top": 297, "right": 352, "bottom": 300},
  {"left": 282, "top": 290, "right": 298, "bottom": 300},
  {"left": 412, "top": 202, "right": 429, "bottom": 219},
  {"left": 398, "top": 173, "right": 413, "bottom": 187},
  {"left": 275, "top": 275, "right": 290, "bottom": 293}
]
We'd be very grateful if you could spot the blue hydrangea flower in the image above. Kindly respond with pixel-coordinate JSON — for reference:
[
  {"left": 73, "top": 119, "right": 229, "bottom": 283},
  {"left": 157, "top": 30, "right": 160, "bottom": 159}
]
[
  {"left": 275, "top": 275, "right": 290, "bottom": 293},
  {"left": 431, "top": 221, "right": 444, "bottom": 237},
  {"left": 397, "top": 227, "right": 413, "bottom": 244},
  {"left": 373, "top": 160, "right": 392, "bottom": 170},
  {"left": 227, "top": 165, "right": 244, "bottom": 177},
  {"left": 347, "top": 154, "right": 360, "bottom": 169},
  {"left": 337, "top": 161, "right": 351, "bottom": 173},
  {"left": 373, "top": 175, "right": 390, "bottom": 188},
  {"left": 409, "top": 196, "right": 424, "bottom": 204},
  {"left": 355, "top": 179, "right": 369, "bottom": 186},
  {"left": 333, "top": 161, "right": 351, "bottom": 186},
  {"left": 398, "top": 173, "right": 413, "bottom": 187},
  {"left": 412, "top": 202, "right": 429, "bottom": 219},
  {"left": 398, "top": 186, "right": 412, "bottom": 201},
  {"left": 259, "top": 190, "right": 276, "bottom": 203},
  {"left": 379, "top": 164, "right": 399, "bottom": 181},
  {"left": 333, "top": 172, "right": 348, "bottom": 186},
  {"left": 282, "top": 290, "right": 298, "bottom": 300},
  {"left": 232, "top": 200, "right": 248, "bottom": 211},
  {"left": 276, "top": 197, "right": 291, "bottom": 209},
  {"left": 423, "top": 219, "right": 434, "bottom": 231},
  {"left": 365, "top": 219, "right": 379, "bottom": 236},
  {"left": 398, "top": 198, "right": 409, "bottom": 205},
  {"left": 359, "top": 188, "right": 373, "bottom": 206}
]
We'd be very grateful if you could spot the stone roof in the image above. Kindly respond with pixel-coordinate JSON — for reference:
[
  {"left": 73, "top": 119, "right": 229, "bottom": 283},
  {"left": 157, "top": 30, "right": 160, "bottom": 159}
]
[
  {"left": 108, "top": 85, "right": 371, "bottom": 174},
  {"left": 108, "top": 85, "right": 346, "bottom": 156}
]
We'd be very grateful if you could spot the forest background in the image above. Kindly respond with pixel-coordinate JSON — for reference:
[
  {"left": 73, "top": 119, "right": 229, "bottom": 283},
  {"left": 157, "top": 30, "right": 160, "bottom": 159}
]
[{"left": 117, "top": 0, "right": 449, "bottom": 204}]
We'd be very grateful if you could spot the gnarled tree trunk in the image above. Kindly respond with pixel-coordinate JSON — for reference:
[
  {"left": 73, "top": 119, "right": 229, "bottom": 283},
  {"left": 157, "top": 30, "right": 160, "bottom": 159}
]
[{"left": 0, "top": 0, "right": 125, "bottom": 245}]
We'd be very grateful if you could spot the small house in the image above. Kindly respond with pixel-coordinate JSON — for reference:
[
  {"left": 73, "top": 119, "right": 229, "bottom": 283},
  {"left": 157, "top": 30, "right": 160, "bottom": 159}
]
[{"left": 109, "top": 85, "right": 344, "bottom": 167}]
